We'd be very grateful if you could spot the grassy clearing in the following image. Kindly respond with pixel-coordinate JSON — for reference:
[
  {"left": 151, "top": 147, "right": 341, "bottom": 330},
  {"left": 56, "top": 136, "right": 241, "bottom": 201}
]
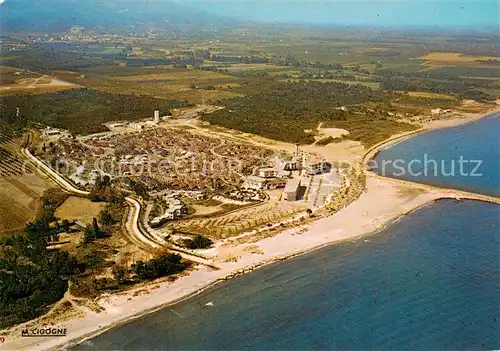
[
  {"left": 113, "top": 68, "right": 238, "bottom": 82},
  {"left": 419, "top": 52, "right": 500, "bottom": 63},
  {"left": 222, "top": 63, "right": 283, "bottom": 72},
  {"left": 55, "top": 197, "right": 105, "bottom": 224}
]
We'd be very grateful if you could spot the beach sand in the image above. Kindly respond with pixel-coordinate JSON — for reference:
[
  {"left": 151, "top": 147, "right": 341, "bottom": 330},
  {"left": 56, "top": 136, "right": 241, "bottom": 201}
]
[{"left": 1, "top": 107, "right": 499, "bottom": 351}]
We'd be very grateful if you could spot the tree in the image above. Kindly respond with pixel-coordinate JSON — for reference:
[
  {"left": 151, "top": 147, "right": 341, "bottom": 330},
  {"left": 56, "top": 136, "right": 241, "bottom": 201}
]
[
  {"left": 99, "top": 210, "right": 114, "bottom": 226},
  {"left": 83, "top": 218, "right": 105, "bottom": 244},
  {"left": 186, "top": 235, "right": 213, "bottom": 249},
  {"left": 61, "top": 219, "right": 71, "bottom": 232},
  {"left": 132, "top": 254, "right": 187, "bottom": 280},
  {"left": 112, "top": 265, "right": 128, "bottom": 282}
]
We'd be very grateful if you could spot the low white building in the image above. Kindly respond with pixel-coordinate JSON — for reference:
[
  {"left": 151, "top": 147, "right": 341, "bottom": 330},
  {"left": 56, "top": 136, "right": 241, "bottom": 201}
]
[
  {"left": 130, "top": 122, "right": 144, "bottom": 130},
  {"left": 69, "top": 173, "right": 88, "bottom": 187},
  {"left": 245, "top": 175, "right": 268, "bottom": 190},
  {"left": 258, "top": 167, "right": 277, "bottom": 178},
  {"left": 42, "top": 127, "right": 70, "bottom": 138}
]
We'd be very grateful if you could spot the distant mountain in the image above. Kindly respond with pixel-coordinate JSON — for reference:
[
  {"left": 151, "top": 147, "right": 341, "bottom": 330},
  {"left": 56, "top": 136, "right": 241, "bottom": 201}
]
[{"left": 0, "top": 0, "right": 234, "bottom": 33}]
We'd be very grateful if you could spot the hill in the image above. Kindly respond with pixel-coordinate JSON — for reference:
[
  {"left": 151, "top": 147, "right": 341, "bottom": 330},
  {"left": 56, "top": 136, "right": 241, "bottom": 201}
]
[{"left": 0, "top": 0, "right": 234, "bottom": 33}]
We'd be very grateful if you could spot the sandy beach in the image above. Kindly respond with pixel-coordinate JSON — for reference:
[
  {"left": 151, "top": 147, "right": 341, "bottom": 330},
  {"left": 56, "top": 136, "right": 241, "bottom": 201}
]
[{"left": 1, "top": 106, "right": 499, "bottom": 351}]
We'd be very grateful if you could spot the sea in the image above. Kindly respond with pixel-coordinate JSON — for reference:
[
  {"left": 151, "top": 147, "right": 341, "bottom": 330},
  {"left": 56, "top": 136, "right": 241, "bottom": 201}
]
[
  {"left": 75, "top": 114, "right": 500, "bottom": 350},
  {"left": 371, "top": 114, "right": 500, "bottom": 197}
]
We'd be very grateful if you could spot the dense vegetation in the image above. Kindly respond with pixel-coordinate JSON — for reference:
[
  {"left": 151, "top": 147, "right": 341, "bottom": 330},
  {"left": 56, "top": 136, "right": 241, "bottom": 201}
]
[
  {"left": 132, "top": 254, "right": 188, "bottom": 280},
  {"left": 0, "top": 217, "right": 79, "bottom": 328},
  {"left": 0, "top": 89, "right": 193, "bottom": 135},
  {"left": 0, "top": 186, "right": 190, "bottom": 328},
  {"left": 2, "top": 46, "right": 112, "bottom": 72},
  {"left": 376, "top": 69, "right": 496, "bottom": 102},
  {"left": 204, "top": 81, "right": 415, "bottom": 145},
  {"left": 183, "top": 235, "right": 213, "bottom": 249}
]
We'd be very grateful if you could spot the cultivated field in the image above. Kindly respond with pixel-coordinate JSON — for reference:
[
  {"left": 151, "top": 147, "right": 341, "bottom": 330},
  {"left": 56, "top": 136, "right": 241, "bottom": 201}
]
[
  {"left": 407, "top": 91, "right": 456, "bottom": 100},
  {"left": 0, "top": 130, "right": 54, "bottom": 234},
  {"left": 54, "top": 67, "right": 242, "bottom": 103},
  {"left": 419, "top": 52, "right": 500, "bottom": 65},
  {"left": 162, "top": 198, "right": 306, "bottom": 239}
]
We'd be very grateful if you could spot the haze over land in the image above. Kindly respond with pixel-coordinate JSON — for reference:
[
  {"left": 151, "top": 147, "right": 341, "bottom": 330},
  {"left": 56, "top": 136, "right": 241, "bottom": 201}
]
[
  {"left": 1, "top": 0, "right": 499, "bottom": 32},
  {"left": 186, "top": 0, "right": 499, "bottom": 28}
]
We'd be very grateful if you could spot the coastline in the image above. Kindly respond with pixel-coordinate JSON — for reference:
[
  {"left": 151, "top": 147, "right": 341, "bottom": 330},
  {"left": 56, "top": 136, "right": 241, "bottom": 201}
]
[
  {"left": 363, "top": 107, "right": 500, "bottom": 165},
  {"left": 1, "top": 107, "right": 499, "bottom": 351}
]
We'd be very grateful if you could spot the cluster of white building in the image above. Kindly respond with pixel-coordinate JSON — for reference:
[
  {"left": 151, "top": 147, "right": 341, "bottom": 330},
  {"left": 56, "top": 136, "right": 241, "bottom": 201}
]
[
  {"left": 245, "top": 152, "right": 332, "bottom": 202},
  {"left": 150, "top": 196, "right": 189, "bottom": 226},
  {"left": 431, "top": 108, "right": 452, "bottom": 116},
  {"left": 69, "top": 167, "right": 103, "bottom": 188},
  {"left": 110, "top": 110, "right": 171, "bottom": 131},
  {"left": 42, "top": 127, "right": 71, "bottom": 138}
]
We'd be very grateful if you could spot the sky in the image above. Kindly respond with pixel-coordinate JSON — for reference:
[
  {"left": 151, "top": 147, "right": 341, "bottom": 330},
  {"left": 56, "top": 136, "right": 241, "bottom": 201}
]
[
  {"left": 180, "top": 0, "right": 499, "bottom": 28},
  {"left": 1, "top": 0, "right": 497, "bottom": 29}
]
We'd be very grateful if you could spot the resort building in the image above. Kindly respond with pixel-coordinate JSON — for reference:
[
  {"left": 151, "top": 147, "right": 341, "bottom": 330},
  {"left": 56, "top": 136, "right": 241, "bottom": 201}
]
[
  {"left": 130, "top": 122, "right": 144, "bottom": 130},
  {"left": 150, "top": 198, "right": 188, "bottom": 226},
  {"left": 265, "top": 178, "right": 287, "bottom": 190},
  {"left": 245, "top": 175, "right": 268, "bottom": 190},
  {"left": 304, "top": 155, "right": 331, "bottom": 176},
  {"left": 283, "top": 159, "right": 300, "bottom": 171},
  {"left": 42, "top": 127, "right": 70, "bottom": 138},
  {"left": 245, "top": 174, "right": 287, "bottom": 190},
  {"left": 258, "top": 167, "right": 277, "bottom": 178},
  {"left": 283, "top": 178, "right": 301, "bottom": 201}
]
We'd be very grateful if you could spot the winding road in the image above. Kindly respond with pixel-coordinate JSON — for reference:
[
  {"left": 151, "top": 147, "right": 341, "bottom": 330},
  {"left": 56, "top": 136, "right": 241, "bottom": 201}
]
[{"left": 21, "top": 133, "right": 214, "bottom": 267}]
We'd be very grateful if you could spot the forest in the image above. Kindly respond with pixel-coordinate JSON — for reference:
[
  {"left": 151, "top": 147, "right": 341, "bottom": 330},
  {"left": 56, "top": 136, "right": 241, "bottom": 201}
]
[
  {"left": 376, "top": 69, "right": 495, "bottom": 102},
  {"left": 0, "top": 185, "right": 190, "bottom": 328},
  {"left": 203, "top": 81, "right": 414, "bottom": 145},
  {"left": 0, "top": 89, "right": 193, "bottom": 135},
  {"left": 0, "top": 200, "right": 79, "bottom": 328}
]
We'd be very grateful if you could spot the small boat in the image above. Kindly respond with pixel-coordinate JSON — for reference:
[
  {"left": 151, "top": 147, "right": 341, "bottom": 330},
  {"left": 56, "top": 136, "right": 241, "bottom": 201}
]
[{"left": 205, "top": 301, "right": 214, "bottom": 307}]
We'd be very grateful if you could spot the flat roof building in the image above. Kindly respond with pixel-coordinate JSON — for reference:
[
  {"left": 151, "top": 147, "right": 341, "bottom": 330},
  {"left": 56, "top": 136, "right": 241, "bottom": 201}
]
[
  {"left": 245, "top": 175, "right": 268, "bottom": 190},
  {"left": 305, "top": 156, "right": 331, "bottom": 176},
  {"left": 283, "top": 178, "right": 301, "bottom": 201},
  {"left": 258, "top": 167, "right": 277, "bottom": 178}
]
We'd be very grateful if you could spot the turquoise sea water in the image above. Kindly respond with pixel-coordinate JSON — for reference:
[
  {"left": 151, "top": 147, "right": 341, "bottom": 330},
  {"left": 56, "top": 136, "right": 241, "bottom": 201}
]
[
  {"left": 75, "top": 116, "right": 500, "bottom": 350},
  {"left": 372, "top": 114, "right": 500, "bottom": 197}
]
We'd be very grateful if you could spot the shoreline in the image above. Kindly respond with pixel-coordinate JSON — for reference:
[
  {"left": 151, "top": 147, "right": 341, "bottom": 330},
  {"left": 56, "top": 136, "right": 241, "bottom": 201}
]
[
  {"left": 1, "top": 107, "right": 499, "bottom": 351},
  {"left": 363, "top": 107, "right": 500, "bottom": 166}
]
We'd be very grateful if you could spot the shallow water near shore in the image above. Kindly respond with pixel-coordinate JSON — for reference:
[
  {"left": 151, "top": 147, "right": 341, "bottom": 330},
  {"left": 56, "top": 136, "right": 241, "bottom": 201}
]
[
  {"left": 372, "top": 114, "right": 500, "bottom": 197},
  {"left": 75, "top": 199, "right": 500, "bottom": 350}
]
